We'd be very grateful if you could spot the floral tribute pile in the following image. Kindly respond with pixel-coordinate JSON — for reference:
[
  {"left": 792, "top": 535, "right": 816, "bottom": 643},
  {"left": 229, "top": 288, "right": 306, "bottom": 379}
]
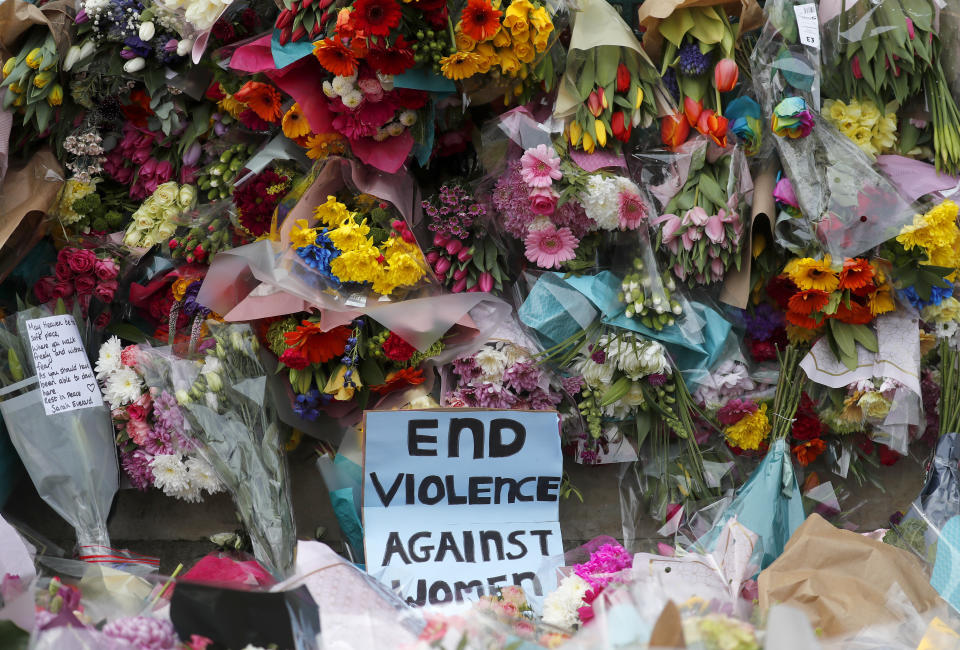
[{"left": 1, "top": 0, "right": 960, "bottom": 644}]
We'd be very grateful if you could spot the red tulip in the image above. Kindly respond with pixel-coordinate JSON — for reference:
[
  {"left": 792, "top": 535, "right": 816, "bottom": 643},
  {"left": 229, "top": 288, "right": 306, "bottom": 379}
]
[
  {"left": 291, "top": 25, "right": 306, "bottom": 42},
  {"left": 683, "top": 96, "right": 703, "bottom": 127},
  {"left": 697, "top": 109, "right": 729, "bottom": 147},
  {"left": 851, "top": 56, "right": 863, "bottom": 79},
  {"left": 453, "top": 268, "right": 468, "bottom": 281},
  {"left": 278, "top": 25, "right": 292, "bottom": 45},
  {"left": 276, "top": 9, "right": 294, "bottom": 28},
  {"left": 478, "top": 272, "right": 494, "bottom": 292},
  {"left": 713, "top": 58, "right": 739, "bottom": 92},
  {"left": 616, "top": 63, "right": 630, "bottom": 93},
  {"left": 661, "top": 113, "right": 689, "bottom": 147},
  {"left": 612, "top": 110, "right": 631, "bottom": 143}
]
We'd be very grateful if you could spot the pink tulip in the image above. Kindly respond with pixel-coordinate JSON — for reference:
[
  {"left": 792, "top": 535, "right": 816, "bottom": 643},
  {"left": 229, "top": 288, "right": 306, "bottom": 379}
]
[
  {"left": 705, "top": 214, "right": 725, "bottom": 244},
  {"left": 436, "top": 272, "right": 446, "bottom": 282},
  {"left": 445, "top": 239, "right": 464, "bottom": 255},
  {"left": 433, "top": 233, "right": 450, "bottom": 247},
  {"left": 713, "top": 58, "right": 739, "bottom": 92},
  {"left": 141, "top": 158, "right": 158, "bottom": 177},
  {"left": 684, "top": 206, "right": 709, "bottom": 227},
  {"left": 434, "top": 256, "right": 451, "bottom": 274},
  {"left": 711, "top": 257, "right": 725, "bottom": 280},
  {"left": 658, "top": 214, "right": 682, "bottom": 243},
  {"left": 906, "top": 17, "right": 915, "bottom": 40},
  {"left": 425, "top": 250, "right": 440, "bottom": 265},
  {"left": 666, "top": 238, "right": 680, "bottom": 255},
  {"left": 452, "top": 277, "right": 467, "bottom": 293},
  {"left": 457, "top": 247, "right": 473, "bottom": 262},
  {"left": 587, "top": 88, "right": 605, "bottom": 117},
  {"left": 467, "top": 283, "right": 481, "bottom": 292},
  {"left": 673, "top": 264, "right": 687, "bottom": 281},
  {"left": 478, "top": 272, "right": 493, "bottom": 292},
  {"left": 453, "top": 268, "right": 468, "bottom": 281},
  {"left": 681, "top": 230, "right": 695, "bottom": 250}
]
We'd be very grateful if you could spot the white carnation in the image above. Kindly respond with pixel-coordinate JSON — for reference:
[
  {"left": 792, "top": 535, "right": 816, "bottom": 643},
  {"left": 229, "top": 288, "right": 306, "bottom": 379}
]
[
  {"left": 104, "top": 367, "right": 143, "bottom": 408},
  {"left": 580, "top": 175, "right": 620, "bottom": 230},
  {"left": 95, "top": 336, "right": 123, "bottom": 379},
  {"left": 542, "top": 574, "right": 590, "bottom": 629}
]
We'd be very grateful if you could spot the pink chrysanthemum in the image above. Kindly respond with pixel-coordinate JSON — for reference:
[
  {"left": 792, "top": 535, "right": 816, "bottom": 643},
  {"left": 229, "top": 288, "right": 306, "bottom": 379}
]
[
  {"left": 618, "top": 190, "right": 647, "bottom": 230},
  {"left": 524, "top": 225, "right": 577, "bottom": 269},
  {"left": 519, "top": 144, "right": 562, "bottom": 188}
]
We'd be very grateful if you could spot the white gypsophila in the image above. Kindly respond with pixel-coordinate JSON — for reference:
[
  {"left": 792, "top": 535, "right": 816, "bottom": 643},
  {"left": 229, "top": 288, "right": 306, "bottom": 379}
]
[
  {"left": 104, "top": 367, "right": 143, "bottom": 408},
  {"left": 580, "top": 175, "right": 620, "bottom": 231},
  {"left": 150, "top": 454, "right": 191, "bottom": 494},
  {"left": 95, "top": 336, "right": 123, "bottom": 379},
  {"left": 475, "top": 348, "right": 508, "bottom": 382},
  {"left": 576, "top": 355, "right": 615, "bottom": 389},
  {"left": 342, "top": 90, "right": 363, "bottom": 109},
  {"left": 185, "top": 455, "right": 222, "bottom": 494},
  {"left": 541, "top": 574, "right": 590, "bottom": 630}
]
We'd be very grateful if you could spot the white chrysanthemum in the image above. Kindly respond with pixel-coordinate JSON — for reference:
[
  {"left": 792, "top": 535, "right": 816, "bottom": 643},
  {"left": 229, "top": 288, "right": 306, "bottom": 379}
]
[
  {"left": 580, "top": 175, "right": 620, "bottom": 230},
  {"left": 399, "top": 110, "right": 417, "bottom": 127},
  {"left": 331, "top": 76, "right": 351, "bottom": 95},
  {"left": 104, "top": 367, "right": 143, "bottom": 408},
  {"left": 475, "top": 348, "right": 508, "bottom": 382},
  {"left": 185, "top": 455, "right": 222, "bottom": 494},
  {"left": 341, "top": 90, "right": 363, "bottom": 109},
  {"left": 95, "top": 336, "right": 123, "bottom": 380},
  {"left": 322, "top": 80, "right": 336, "bottom": 98},
  {"left": 541, "top": 574, "right": 590, "bottom": 629},
  {"left": 386, "top": 122, "right": 404, "bottom": 137},
  {"left": 575, "top": 355, "right": 615, "bottom": 389},
  {"left": 150, "top": 454, "right": 191, "bottom": 494},
  {"left": 373, "top": 128, "right": 389, "bottom": 142}
]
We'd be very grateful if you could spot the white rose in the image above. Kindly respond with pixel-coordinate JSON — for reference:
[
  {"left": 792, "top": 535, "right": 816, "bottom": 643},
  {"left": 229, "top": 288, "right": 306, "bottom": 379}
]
[
  {"left": 178, "top": 185, "right": 197, "bottom": 209},
  {"left": 135, "top": 212, "right": 155, "bottom": 230},
  {"left": 156, "top": 221, "right": 177, "bottom": 239},
  {"left": 153, "top": 181, "right": 179, "bottom": 206}
]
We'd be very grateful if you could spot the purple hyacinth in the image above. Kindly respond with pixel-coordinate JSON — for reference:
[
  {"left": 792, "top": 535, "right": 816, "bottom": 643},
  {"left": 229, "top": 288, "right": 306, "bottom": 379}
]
[
  {"left": 678, "top": 42, "right": 711, "bottom": 76},
  {"left": 662, "top": 67, "right": 680, "bottom": 101}
]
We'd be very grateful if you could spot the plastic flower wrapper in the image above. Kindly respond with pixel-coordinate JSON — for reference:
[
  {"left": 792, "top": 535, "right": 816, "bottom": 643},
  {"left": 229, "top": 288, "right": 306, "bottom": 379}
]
[
  {"left": 749, "top": 0, "right": 921, "bottom": 260},
  {"left": 138, "top": 322, "right": 296, "bottom": 579},
  {"left": 553, "top": 0, "right": 669, "bottom": 155},
  {"left": 0, "top": 302, "right": 118, "bottom": 557},
  {"left": 820, "top": 0, "right": 960, "bottom": 174}
]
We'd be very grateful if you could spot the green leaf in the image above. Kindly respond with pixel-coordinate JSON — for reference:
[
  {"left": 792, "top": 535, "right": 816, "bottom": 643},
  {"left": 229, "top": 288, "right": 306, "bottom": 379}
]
[
  {"left": 659, "top": 9, "right": 696, "bottom": 48},
  {"left": 106, "top": 321, "right": 150, "bottom": 343},
  {"left": 360, "top": 355, "right": 386, "bottom": 386},
  {"left": 850, "top": 324, "right": 878, "bottom": 353},
  {"left": 595, "top": 45, "right": 620, "bottom": 86},
  {"left": 830, "top": 320, "right": 858, "bottom": 371},
  {"left": 0, "top": 621, "right": 29, "bottom": 650},
  {"left": 697, "top": 172, "right": 725, "bottom": 208},
  {"left": 576, "top": 50, "right": 596, "bottom": 101},
  {"left": 600, "top": 376, "right": 631, "bottom": 407},
  {"left": 688, "top": 6, "right": 726, "bottom": 45}
]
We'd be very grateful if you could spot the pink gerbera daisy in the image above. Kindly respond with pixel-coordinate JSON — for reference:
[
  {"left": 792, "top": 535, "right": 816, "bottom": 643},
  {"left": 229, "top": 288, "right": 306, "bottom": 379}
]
[
  {"left": 519, "top": 144, "right": 562, "bottom": 188},
  {"left": 618, "top": 190, "right": 647, "bottom": 230},
  {"left": 524, "top": 225, "right": 577, "bottom": 269}
]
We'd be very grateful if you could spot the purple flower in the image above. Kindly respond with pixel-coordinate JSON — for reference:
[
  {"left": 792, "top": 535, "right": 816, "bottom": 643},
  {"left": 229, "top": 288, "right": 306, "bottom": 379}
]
[
  {"left": 590, "top": 348, "right": 606, "bottom": 364},
  {"left": 574, "top": 543, "right": 633, "bottom": 590},
  {"left": 122, "top": 451, "right": 154, "bottom": 490},
  {"left": 562, "top": 375, "right": 584, "bottom": 395},
  {"left": 717, "top": 399, "right": 759, "bottom": 426},
  {"left": 503, "top": 360, "right": 541, "bottom": 393},
  {"left": 647, "top": 373, "right": 668, "bottom": 387},
  {"left": 528, "top": 387, "right": 561, "bottom": 410},
  {"left": 744, "top": 303, "right": 784, "bottom": 341},
  {"left": 142, "top": 427, "right": 173, "bottom": 455},
  {"left": 678, "top": 42, "right": 711, "bottom": 76},
  {"left": 102, "top": 616, "right": 178, "bottom": 650},
  {"left": 452, "top": 356, "right": 482, "bottom": 382},
  {"left": 476, "top": 383, "right": 518, "bottom": 409}
]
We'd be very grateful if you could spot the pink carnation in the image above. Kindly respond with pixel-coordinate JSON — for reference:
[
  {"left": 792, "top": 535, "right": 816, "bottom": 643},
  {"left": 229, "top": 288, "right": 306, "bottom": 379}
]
[
  {"left": 717, "top": 398, "right": 758, "bottom": 426},
  {"left": 519, "top": 144, "right": 562, "bottom": 188},
  {"left": 523, "top": 224, "right": 577, "bottom": 269},
  {"left": 618, "top": 190, "right": 647, "bottom": 230}
]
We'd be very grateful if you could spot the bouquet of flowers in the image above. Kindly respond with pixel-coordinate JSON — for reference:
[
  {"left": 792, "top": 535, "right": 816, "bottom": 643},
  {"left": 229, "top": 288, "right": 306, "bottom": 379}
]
[
  {"left": 122, "top": 181, "right": 198, "bottom": 248},
  {"left": 33, "top": 246, "right": 123, "bottom": 328},
  {"left": 140, "top": 323, "right": 296, "bottom": 578},
  {"left": 95, "top": 335, "right": 223, "bottom": 501},
  {"left": 1, "top": 29, "right": 63, "bottom": 132},
  {"left": 542, "top": 541, "right": 633, "bottom": 630}
]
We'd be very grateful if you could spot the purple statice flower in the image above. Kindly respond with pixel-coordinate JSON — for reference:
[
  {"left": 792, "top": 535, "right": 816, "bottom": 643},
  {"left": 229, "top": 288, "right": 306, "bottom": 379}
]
[
  {"left": 102, "top": 616, "right": 178, "bottom": 650},
  {"left": 121, "top": 450, "right": 154, "bottom": 490},
  {"left": 493, "top": 161, "right": 537, "bottom": 240},
  {"left": 551, "top": 201, "right": 594, "bottom": 240},
  {"left": 562, "top": 375, "right": 584, "bottom": 395},
  {"left": 744, "top": 303, "right": 784, "bottom": 341},
  {"left": 503, "top": 360, "right": 541, "bottom": 393},
  {"left": 452, "top": 355, "right": 482, "bottom": 382},
  {"left": 574, "top": 543, "right": 633, "bottom": 590},
  {"left": 426, "top": 185, "right": 482, "bottom": 240},
  {"left": 476, "top": 383, "right": 519, "bottom": 409},
  {"left": 528, "top": 387, "right": 562, "bottom": 410},
  {"left": 678, "top": 42, "right": 711, "bottom": 76}
]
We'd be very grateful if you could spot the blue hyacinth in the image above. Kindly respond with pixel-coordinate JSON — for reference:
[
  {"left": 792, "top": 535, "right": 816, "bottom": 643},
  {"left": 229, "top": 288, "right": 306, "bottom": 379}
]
[{"left": 678, "top": 42, "right": 711, "bottom": 77}]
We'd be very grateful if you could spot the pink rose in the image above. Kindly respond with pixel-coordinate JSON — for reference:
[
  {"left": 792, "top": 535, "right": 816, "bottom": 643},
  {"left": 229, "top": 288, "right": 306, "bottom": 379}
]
[
  {"left": 95, "top": 279, "right": 118, "bottom": 303},
  {"left": 94, "top": 258, "right": 119, "bottom": 281},
  {"left": 34, "top": 276, "right": 56, "bottom": 303},
  {"left": 54, "top": 260, "right": 73, "bottom": 282},
  {"left": 53, "top": 281, "right": 73, "bottom": 299},
  {"left": 528, "top": 188, "right": 557, "bottom": 216},
  {"left": 74, "top": 274, "right": 96, "bottom": 296},
  {"left": 65, "top": 248, "right": 97, "bottom": 275},
  {"left": 126, "top": 403, "right": 147, "bottom": 421}
]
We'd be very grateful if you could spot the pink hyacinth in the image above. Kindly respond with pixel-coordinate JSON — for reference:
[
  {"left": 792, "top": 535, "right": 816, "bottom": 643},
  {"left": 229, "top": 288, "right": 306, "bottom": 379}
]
[
  {"left": 523, "top": 224, "right": 577, "bottom": 269},
  {"left": 519, "top": 144, "right": 562, "bottom": 188}
]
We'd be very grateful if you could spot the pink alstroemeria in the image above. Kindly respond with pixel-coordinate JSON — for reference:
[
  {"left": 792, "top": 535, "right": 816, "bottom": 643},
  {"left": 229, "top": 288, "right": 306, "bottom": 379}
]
[{"left": 705, "top": 213, "right": 726, "bottom": 244}]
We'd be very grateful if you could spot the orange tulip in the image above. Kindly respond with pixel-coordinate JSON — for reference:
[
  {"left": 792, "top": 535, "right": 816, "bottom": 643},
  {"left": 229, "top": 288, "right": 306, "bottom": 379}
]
[
  {"left": 713, "top": 58, "right": 739, "bottom": 92},
  {"left": 683, "top": 96, "right": 703, "bottom": 127},
  {"left": 697, "top": 109, "right": 729, "bottom": 147},
  {"left": 661, "top": 112, "right": 689, "bottom": 147}
]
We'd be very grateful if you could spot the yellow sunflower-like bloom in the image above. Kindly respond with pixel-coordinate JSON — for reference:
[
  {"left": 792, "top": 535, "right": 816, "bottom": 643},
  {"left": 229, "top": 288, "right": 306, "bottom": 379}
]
[
  {"left": 786, "top": 256, "right": 838, "bottom": 292},
  {"left": 723, "top": 404, "right": 771, "bottom": 451}
]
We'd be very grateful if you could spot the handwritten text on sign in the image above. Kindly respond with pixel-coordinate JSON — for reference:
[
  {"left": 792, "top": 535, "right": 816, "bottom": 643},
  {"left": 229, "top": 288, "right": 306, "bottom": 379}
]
[
  {"left": 26, "top": 315, "right": 103, "bottom": 415},
  {"left": 363, "top": 410, "right": 563, "bottom": 606}
]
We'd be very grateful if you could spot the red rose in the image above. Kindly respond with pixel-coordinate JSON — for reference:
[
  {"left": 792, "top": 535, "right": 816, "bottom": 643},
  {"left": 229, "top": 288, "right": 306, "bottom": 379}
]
[
  {"left": 34, "top": 276, "right": 56, "bottom": 304},
  {"left": 95, "top": 279, "right": 118, "bottom": 303},
  {"left": 749, "top": 339, "right": 777, "bottom": 363},
  {"left": 55, "top": 260, "right": 73, "bottom": 282},
  {"left": 877, "top": 443, "right": 901, "bottom": 466},
  {"left": 65, "top": 248, "right": 97, "bottom": 275},
  {"left": 53, "top": 281, "right": 74, "bottom": 299},
  {"left": 74, "top": 274, "right": 96, "bottom": 296},
  {"left": 95, "top": 258, "right": 119, "bottom": 281},
  {"left": 280, "top": 347, "right": 310, "bottom": 370},
  {"left": 94, "top": 312, "right": 111, "bottom": 328},
  {"left": 791, "top": 414, "right": 822, "bottom": 441},
  {"left": 382, "top": 332, "right": 416, "bottom": 362}
]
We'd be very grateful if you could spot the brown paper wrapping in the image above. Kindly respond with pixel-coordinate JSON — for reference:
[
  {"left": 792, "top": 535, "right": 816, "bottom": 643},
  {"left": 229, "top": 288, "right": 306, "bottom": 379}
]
[
  {"left": 636, "top": 0, "right": 764, "bottom": 63},
  {"left": 758, "top": 514, "right": 941, "bottom": 638},
  {"left": 719, "top": 159, "right": 778, "bottom": 309},
  {"left": 0, "top": 0, "right": 74, "bottom": 60},
  {"left": 649, "top": 600, "right": 686, "bottom": 648},
  {"left": 0, "top": 148, "right": 63, "bottom": 283}
]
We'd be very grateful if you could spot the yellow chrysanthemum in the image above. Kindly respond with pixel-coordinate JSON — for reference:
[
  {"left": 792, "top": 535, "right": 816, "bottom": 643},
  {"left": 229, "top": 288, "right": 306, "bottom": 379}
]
[
  {"left": 383, "top": 251, "right": 425, "bottom": 288},
  {"left": 723, "top": 404, "right": 771, "bottom": 451},
  {"left": 786, "top": 257, "right": 839, "bottom": 292},
  {"left": 923, "top": 297, "right": 960, "bottom": 324},
  {"left": 290, "top": 219, "right": 318, "bottom": 248},
  {"left": 328, "top": 216, "right": 371, "bottom": 252},
  {"left": 314, "top": 195, "right": 352, "bottom": 228},
  {"left": 330, "top": 245, "right": 382, "bottom": 283},
  {"left": 218, "top": 92, "right": 246, "bottom": 119},
  {"left": 440, "top": 52, "right": 483, "bottom": 80}
]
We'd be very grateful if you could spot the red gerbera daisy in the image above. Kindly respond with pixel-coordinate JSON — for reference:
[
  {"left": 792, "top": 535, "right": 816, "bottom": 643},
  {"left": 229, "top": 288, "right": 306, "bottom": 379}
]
[
  {"left": 832, "top": 299, "right": 873, "bottom": 325},
  {"left": 351, "top": 0, "right": 402, "bottom": 36},
  {"left": 371, "top": 367, "right": 425, "bottom": 394},
  {"left": 460, "top": 0, "right": 502, "bottom": 41},
  {"left": 367, "top": 37, "right": 415, "bottom": 75}
]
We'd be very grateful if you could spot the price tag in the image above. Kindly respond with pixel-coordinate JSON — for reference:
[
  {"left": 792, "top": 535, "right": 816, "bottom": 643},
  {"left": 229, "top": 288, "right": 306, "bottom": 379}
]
[
  {"left": 344, "top": 292, "right": 367, "bottom": 308},
  {"left": 794, "top": 3, "right": 820, "bottom": 49}
]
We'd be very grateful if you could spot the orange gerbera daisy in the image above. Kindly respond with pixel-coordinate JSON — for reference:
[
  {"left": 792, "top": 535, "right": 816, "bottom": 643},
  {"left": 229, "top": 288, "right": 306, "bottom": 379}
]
[
  {"left": 792, "top": 439, "right": 826, "bottom": 467},
  {"left": 305, "top": 132, "right": 348, "bottom": 160},
  {"left": 832, "top": 299, "right": 873, "bottom": 325},
  {"left": 838, "top": 258, "right": 874, "bottom": 291},
  {"left": 313, "top": 37, "right": 359, "bottom": 77},
  {"left": 460, "top": 0, "right": 503, "bottom": 42},
  {"left": 371, "top": 366, "right": 426, "bottom": 394},
  {"left": 785, "top": 310, "right": 821, "bottom": 329},
  {"left": 787, "top": 289, "right": 830, "bottom": 315},
  {"left": 281, "top": 103, "right": 311, "bottom": 139},
  {"left": 233, "top": 82, "right": 283, "bottom": 123},
  {"left": 283, "top": 322, "right": 351, "bottom": 364}
]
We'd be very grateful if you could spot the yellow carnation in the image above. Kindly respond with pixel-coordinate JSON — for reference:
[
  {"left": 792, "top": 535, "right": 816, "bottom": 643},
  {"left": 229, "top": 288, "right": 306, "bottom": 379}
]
[{"left": 723, "top": 404, "right": 771, "bottom": 451}]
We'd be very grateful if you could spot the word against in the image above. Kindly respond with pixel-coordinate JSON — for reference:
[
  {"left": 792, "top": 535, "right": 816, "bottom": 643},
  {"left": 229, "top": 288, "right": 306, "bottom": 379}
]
[
  {"left": 26, "top": 315, "right": 103, "bottom": 415},
  {"left": 363, "top": 410, "right": 563, "bottom": 606}
]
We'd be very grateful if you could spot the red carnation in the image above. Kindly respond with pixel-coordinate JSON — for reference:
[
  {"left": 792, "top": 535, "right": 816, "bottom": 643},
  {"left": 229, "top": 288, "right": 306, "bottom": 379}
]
[
  {"left": 791, "top": 414, "right": 822, "bottom": 441},
  {"left": 876, "top": 442, "right": 901, "bottom": 466},
  {"left": 280, "top": 347, "right": 310, "bottom": 370},
  {"left": 382, "top": 332, "right": 416, "bottom": 362},
  {"left": 749, "top": 339, "right": 777, "bottom": 363}
]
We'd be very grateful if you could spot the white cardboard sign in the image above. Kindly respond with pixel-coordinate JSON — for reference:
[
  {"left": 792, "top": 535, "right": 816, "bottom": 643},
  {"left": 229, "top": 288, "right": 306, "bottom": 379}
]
[
  {"left": 26, "top": 315, "right": 103, "bottom": 415},
  {"left": 363, "top": 409, "right": 564, "bottom": 606}
]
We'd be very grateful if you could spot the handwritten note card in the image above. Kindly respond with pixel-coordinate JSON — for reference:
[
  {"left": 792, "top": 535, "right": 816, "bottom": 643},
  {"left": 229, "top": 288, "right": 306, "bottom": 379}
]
[{"left": 26, "top": 315, "right": 103, "bottom": 415}]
